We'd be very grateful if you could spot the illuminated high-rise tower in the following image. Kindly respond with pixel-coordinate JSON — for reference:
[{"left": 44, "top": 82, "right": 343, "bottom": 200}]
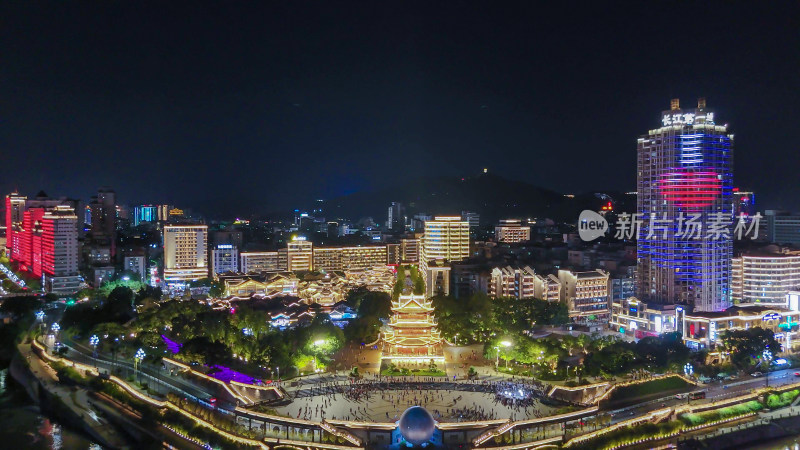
[{"left": 637, "top": 98, "right": 733, "bottom": 312}]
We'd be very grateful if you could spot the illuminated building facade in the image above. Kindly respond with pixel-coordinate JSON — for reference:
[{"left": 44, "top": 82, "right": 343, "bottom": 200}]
[
  {"left": 240, "top": 251, "right": 282, "bottom": 273},
  {"left": 637, "top": 98, "right": 734, "bottom": 312},
  {"left": 732, "top": 251, "right": 800, "bottom": 306},
  {"left": 733, "top": 189, "right": 756, "bottom": 217},
  {"left": 610, "top": 297, "right": 680, "bottom": 339},
  {"left": 494, "top": 219, "right": 531, "bottom": 243},
  {"left": 211, "top": 244, "right": 239, "bottom": 275},
  {"left": 133, "top": 205, "right": 158, "bottom": 226},
  {"left": 419, "top": 216, "right": 470, "bottom": 297},
  {"left": 558, "top": 269, "right": 610, "bottom": 325},
  {"left": 382, "top": 294, "right": 444, "bottom": 362},
  {"left": 312, "top": 245, "right": 387, "bottom": 271},
  {"left": 163, "top": 225, "right": 208, "bottom": 283},
  {"left": 4, "top": 193, "right": 27, "bottom": 260},
  {"left": 16, "top": 205, "right": 80, "bottom": 294},
  {"left": 489, "top": 265, "right": 537, "bottom": 299},
  {"left": 286, "top": 237, "right": 313, "bottom": 272}
]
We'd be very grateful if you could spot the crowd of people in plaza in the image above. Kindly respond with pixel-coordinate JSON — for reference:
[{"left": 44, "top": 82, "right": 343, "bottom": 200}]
[{"left": 288, "top": 375, "right": 556, "bottom": 423}]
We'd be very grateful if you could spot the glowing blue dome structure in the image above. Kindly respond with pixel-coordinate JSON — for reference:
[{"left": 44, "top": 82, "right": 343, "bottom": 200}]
[{"left": 398, "top": 406, "right": 436, "bottom": 446}]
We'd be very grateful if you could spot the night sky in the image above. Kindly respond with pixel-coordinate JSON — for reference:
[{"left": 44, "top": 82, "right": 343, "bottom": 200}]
[{"left": 2, "top": 2, "right": 799, "bottom": 217}]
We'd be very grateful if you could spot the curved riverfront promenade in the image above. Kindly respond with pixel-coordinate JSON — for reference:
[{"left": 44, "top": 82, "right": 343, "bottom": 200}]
[{"left": 18, "top": 333, "right": 800, "bottom": 450}]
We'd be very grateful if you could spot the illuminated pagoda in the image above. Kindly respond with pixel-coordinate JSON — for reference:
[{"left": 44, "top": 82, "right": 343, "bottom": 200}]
[{"left": 382, "top": 294, "right": 444, "bottom": 362}]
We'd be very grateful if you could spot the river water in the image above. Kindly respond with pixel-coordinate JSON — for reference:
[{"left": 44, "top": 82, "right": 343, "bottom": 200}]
[{"left": 0, "top": 366, "right": 100, "bottom": 449}]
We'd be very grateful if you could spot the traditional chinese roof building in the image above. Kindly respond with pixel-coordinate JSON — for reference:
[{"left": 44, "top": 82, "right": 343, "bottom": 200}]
[{"left": 382, "top": 294, "right": 444, "bottom": 362}]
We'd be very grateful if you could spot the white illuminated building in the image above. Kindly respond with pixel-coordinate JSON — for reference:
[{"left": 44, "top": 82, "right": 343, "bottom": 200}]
[{"left": 163, "top": 225, "right": 208, "bottom": 283}]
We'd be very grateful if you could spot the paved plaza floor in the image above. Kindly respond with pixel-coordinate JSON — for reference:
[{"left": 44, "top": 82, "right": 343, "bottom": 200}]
[{"left": 274, "top": 385, "right": 558, "bottom": 423}]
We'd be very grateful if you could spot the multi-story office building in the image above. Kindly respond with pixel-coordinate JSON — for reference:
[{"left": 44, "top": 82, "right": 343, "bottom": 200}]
[
  {"left": 286, "top": 237, "right": 313, "bottom": 272},
  {"left": 313, "top": 246, "right": 387, "bottom": 271},
  {"left": 420, "top": 216, "right": 470, "bottom": 297},
  {"left": 637, "top": 98, "right": 733, "bottom": 312},
  {"left": 495, "top": 219, "right": 531, "bottom": 243},
  {"left": 240, "top": 251, "right": 283, "bottom": 274},
  {"left": 163, "top": 225, "right": 208, "bottom": 283},
  {"left": 211, "top": 244, "right": 239, "bottom": 276},
  {"left": 133, "top": 205, "right": 158, "bottom": 226},
  {"left": 387, "top": 202, "right": 405, "bottom": 231},
  {"left": 558, "top": 269, "right": 610, "bottom": 326},
  {"left": 764, "top": 210, "right": 800, "bottom": 246},
  {"left": 732, "top": 250, "right": 800, "bottom": 306},
  {"left": 4, "top": 192, "right": 27, "bottom": 260}
]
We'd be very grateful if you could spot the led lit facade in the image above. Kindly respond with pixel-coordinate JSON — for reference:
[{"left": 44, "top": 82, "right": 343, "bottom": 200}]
[
  {"left": 10, "top": 202, "right": 80, "bottom": 294},
  {"left": 286, "top": 237, "right": 313, "bottom": 272},
  {"left": 419, "top": 216, "right": 469, "bottom": 297},
  {"left": 312, "top": 245, "right": 387, "bottom": 271},
  {"left": 133, "top": 205, "right": 158, "bottom": 226},
  {"left": 732, "top": 251, "right": 800, "bottom": 306},
  {"left": 240, "top": 251, "right": 283, "bottom": 274},
  {"left": 4, "top": 193, "right": 26, "bottom": 260},
  {"left": 637, "top": 98, "right": 734, "bottom": 312},
  {"left": 163, "top": 225, "right": 208, "bottom": 283},
  {"left": 494, "top": 219, "right": 531, "bottom": 243}
]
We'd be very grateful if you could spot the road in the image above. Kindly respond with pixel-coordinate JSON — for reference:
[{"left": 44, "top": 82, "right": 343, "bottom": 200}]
[{"left": 608, "top": 368, "right": 800, "bottom": 423}]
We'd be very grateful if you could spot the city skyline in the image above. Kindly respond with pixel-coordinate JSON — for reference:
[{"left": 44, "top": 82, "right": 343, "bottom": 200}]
[{"left": 2, "top": 3, "right": 800, "bottom": 216}]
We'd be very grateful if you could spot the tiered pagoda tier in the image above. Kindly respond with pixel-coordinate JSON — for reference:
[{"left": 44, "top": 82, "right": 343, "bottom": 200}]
[{"left": 382, "top": 294, "right": 444, "bottom": 361}]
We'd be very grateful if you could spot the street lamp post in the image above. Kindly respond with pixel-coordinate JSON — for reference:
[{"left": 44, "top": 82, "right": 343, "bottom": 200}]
[
  {"left": 500, "top": 341, "right": 512, "bottom": 369},
  {"left": 134, "top": 348, "right": 146, "bottom": 384},
  {"left": 51, "top": 323, "right": 60, "bottom": 355},
  {"left": 763, "top": 349, "right": 773, "bottom": 388},
  {"left": 494, "top": 346, "right": 500, "bottom": 369},
  {"left": 89, "top": 335, "right": 99, "bottom": 367}
]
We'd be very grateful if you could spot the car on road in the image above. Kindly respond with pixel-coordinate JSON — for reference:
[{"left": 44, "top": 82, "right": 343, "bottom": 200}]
[
  {"left": 675, "top": 393, "right": 688, "bottom": 399},
  {"left": 751, "top": 372, "right": 764, "bottom": 377},
  {"left": 794, "top": 372, "right": 800, "bottom": 377}
]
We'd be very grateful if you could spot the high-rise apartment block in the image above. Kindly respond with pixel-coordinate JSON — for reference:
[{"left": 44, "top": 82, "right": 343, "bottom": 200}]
[
  {"left": 4, "top": 193, "right": 27, "bottom": 260},
  {"left": 637, "top": 98, "right": 733, "bottom": 312},
  {"left": 163, "top": 225, "right": 208, "bottom": 283},
  {"left": 495, "top": 219, "right": 531, "bottom": 243},
  {"left": 419, "top": 216, "right": 470, "bottom": 297}
]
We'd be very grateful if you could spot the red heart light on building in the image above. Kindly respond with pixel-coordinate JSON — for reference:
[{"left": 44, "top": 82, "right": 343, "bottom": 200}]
[{"left": 658, "top": 171, "right": 722, "bottom": 208}]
